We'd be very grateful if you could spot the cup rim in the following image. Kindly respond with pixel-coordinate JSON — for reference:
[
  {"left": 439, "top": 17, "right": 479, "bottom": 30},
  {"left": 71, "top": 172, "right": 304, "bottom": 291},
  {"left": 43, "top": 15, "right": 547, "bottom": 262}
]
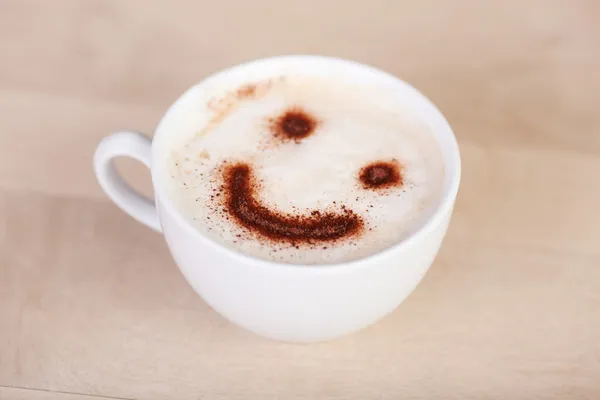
[{"left": 151, "top": 55, "right": 461, "bottom": 271}]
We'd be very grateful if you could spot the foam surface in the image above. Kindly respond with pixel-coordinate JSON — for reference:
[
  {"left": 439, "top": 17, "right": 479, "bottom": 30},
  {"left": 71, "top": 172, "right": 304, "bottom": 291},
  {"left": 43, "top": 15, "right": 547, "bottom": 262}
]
[{"left": 163, "top": 74, "right": 445, "bottom": 264}]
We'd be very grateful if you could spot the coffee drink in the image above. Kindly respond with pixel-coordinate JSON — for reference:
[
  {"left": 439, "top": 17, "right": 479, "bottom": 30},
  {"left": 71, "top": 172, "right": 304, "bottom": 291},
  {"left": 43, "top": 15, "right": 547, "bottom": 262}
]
[{"left": 161, "top": 68, "right": 445, "bottom": 264}]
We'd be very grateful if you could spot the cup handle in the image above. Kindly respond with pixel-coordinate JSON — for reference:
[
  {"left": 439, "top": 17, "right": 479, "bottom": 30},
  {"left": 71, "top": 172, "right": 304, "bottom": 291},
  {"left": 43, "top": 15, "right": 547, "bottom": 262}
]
[{"left": 93, "top": 131, "right": 161, "bottom": 232}]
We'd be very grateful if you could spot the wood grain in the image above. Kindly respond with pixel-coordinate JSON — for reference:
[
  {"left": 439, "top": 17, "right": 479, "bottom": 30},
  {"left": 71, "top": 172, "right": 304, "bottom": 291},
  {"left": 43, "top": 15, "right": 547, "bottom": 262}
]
[
  {"left": 0, "top": 386, "right": 127, "bottom": 400},
  {"left": 1, "top": 0, "right": 599, "bottom": 399}
]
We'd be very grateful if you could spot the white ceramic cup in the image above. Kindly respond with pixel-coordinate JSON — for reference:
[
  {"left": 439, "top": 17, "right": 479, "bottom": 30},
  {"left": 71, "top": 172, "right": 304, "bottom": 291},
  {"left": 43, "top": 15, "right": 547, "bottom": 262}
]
[{"left": 94, "top": 56, "right": 461, "bottom": 342}]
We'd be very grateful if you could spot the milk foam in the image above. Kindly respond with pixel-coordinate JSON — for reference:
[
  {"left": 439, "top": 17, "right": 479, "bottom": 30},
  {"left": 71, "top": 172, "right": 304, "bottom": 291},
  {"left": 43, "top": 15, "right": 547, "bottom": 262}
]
[{"left": 162, "top": 73, "right": 445, "bottom": 265}]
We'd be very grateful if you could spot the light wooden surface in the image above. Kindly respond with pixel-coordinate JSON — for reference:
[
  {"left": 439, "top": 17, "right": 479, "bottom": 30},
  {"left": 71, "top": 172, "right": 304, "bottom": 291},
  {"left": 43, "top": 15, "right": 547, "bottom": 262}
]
[{"left": 1, "top": 1, "right": 599, "bottom": 399}]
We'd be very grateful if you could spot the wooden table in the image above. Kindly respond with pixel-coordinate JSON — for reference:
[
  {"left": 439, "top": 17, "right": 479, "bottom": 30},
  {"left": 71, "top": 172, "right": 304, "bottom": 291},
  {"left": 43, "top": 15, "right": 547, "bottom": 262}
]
[{"left": 1, "top": 1, "right": 599, "bottom": 399}]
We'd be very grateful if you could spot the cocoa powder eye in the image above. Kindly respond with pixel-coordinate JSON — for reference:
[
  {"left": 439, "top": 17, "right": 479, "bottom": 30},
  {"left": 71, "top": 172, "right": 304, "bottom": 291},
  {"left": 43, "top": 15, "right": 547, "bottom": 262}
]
[
  {"left": 269, "top": 107, "right": 318, "bottom": 143},
  {"left": 358, "top": 160, "right": 403, "bottom": 190}
]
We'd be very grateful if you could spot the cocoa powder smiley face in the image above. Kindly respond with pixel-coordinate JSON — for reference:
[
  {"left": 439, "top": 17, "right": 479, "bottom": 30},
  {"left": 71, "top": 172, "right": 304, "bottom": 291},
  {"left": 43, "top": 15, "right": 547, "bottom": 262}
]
[{"left": 219, "top": 107, "right": 403, "bottom": 245}]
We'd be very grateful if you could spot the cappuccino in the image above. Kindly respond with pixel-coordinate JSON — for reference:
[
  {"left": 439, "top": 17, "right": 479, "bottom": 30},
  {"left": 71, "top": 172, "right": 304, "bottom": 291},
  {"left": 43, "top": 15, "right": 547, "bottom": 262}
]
[{"left": 161, "top": 68, "right": 445, "bottom": 264}]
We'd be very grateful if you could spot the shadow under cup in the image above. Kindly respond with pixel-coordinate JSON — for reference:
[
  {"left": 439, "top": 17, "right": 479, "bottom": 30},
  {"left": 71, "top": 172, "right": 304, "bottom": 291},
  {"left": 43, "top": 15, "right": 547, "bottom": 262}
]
[{"left": 94, "top": 55, "right": 461, "bottom": 342}]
